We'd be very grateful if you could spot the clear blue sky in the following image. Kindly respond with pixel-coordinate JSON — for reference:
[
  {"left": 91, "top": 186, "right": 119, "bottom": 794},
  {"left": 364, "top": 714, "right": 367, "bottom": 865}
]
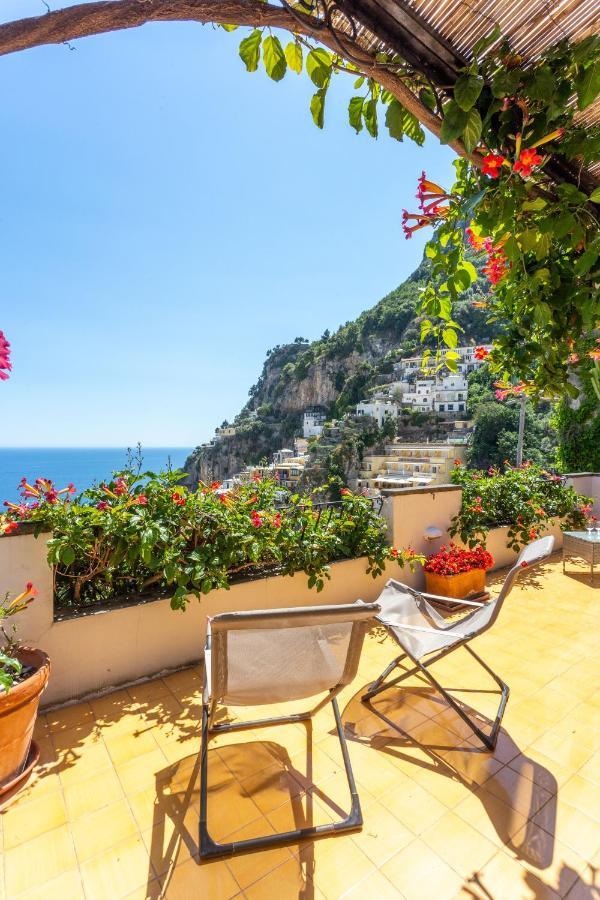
[{"left": 1, "top": 1, "right": 456, "bottom": 447}]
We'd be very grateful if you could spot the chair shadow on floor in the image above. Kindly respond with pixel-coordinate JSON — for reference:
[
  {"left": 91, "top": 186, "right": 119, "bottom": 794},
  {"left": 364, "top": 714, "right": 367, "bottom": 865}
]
[
  {"left": 147, "top": 716, "right": 360, "bottom": 898},
  {"left": 342, "top": 677, "right": 558, "bottom": 870}
]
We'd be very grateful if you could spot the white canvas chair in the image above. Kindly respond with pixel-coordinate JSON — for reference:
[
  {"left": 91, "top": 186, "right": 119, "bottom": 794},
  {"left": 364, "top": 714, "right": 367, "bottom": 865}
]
[
  {"left": 200, "top": 600, "right": 380, "bottom": 859},
  {"left": 362, "top": 537, "right": 554, "bottom": 750}
]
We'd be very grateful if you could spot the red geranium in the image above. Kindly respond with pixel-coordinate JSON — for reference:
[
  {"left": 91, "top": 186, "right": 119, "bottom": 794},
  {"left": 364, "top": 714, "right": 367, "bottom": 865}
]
[{"left": 424, "top": 542, "right": 494, "bottom": 576}]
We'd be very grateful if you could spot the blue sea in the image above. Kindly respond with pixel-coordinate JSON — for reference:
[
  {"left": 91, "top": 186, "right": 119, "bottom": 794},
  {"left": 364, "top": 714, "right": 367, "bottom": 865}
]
[{"left": 0, "top": 448, "right": 192, "bottom": 503}]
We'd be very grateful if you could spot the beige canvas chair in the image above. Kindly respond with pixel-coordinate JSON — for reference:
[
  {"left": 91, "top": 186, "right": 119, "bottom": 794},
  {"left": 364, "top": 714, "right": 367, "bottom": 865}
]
[
  {"left": 362, "top": 537, "right": 554, "bottom": 750},
  {"left": 200, "top": 600, "right": 380, "bottom": 859}
]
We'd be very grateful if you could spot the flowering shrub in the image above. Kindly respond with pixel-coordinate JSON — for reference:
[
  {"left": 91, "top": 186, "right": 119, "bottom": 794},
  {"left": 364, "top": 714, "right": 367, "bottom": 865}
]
[
  {"left": 450, "top": 463, "right": 591, "bottom": 551},
  {"left": 424, "top": 543, "right": 493, "bottom": 576},
  {"left": 0, "top": 331, "right": 11, "bottom": 382},
  {"left": 411, "top": 37, "right": 600, "bottom": 398},
  {"left": 0, "top": 583, "right": 37, "bottom": 692},
  {"left": 1, "top": 469, "right": 421, "bottom": 611}
]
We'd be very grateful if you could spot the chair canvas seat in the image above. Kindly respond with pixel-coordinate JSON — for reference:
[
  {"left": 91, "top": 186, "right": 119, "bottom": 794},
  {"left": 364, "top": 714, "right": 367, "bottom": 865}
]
[{"left": 377, "top": 580, "right": 497, "bottom": 659}]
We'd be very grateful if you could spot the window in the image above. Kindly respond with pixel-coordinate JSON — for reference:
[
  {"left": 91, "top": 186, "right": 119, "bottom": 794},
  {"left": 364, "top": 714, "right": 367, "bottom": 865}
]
[
  {"left": 448, "top": 404, "right": 454, "bottom": 410},
  {"left": 439, "top": 404, "right": 445, "bottom": 411}
]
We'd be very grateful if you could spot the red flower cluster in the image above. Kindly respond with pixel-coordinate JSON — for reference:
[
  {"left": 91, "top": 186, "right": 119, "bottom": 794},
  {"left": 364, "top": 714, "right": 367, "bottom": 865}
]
[
  {"left": 402, "top": 172, "right": 450, "bottom": 239},
  {"left": 251, "top": 510, "right": 263, "bottom": 528},
  {"left": 481, "top": 153, "right": 505, "bottom": 178},
  {"left": 483, "top": 244, "right": 509, "bottom": 286},
  {"left": 470, "top": 496, "right": 484, "bottom": 514},
  {"left": 0, "top": 331, "right": 11, "bottom": 381},
  {"left": 424, "top": 542, "right": 494, "bottom": 576},
  {"left": 474, "top": 346, "right": 490, "bottom": 361},
  {"left": 340, "top": 488, "right": 352, "bottom": 496},
  {"left": 513, "top": 147, "right": 543, "bottom": 178},
  {"left": 466, "top": 228, "right": 510, "bottom": 287},
  {"left": 171, "top": 492, "right": 186, "bottom": 506}
]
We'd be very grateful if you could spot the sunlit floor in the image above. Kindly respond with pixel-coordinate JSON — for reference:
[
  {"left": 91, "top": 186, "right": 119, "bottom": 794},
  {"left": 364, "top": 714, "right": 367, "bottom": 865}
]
[{"left": 1, "top": 555, "right": 599, "bottom": 899}]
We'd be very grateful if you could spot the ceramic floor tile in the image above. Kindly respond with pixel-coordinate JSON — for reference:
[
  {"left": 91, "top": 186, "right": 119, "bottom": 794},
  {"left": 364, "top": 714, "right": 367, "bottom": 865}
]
[
  {"left": 3, "top": 790, "right": 68, "bottom": 850},
  {"left": 158, "top": 855, "right": 241, "bottom": 897},
  {"left": 70, "top": 799, "right": 139, "bottom": 862},
  {"left": 79, "top": 834, "right": 154, "bottom": 900},
  {"left": 381, "top": 838, "right": 463, "bottom": 899},
  {"left": 4, "top": 823, "right": 78, "bottom": 896},
  {"left": 63, "top": 767, "right": 125, "bottom": 821}
]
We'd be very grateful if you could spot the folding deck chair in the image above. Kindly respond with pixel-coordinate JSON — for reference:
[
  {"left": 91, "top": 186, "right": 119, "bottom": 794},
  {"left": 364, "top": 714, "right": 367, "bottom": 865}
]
[
  {"left": 362, "top": 536, "right": 554, "bottom": 751},
  {"left": 200, "top": 600, "right": 380, "bottom": 859}
]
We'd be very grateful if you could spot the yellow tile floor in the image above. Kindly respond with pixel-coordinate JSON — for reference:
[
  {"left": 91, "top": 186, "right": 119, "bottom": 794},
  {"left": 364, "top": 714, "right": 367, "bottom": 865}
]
[{"left": 1, "top": 557, "right": 599, "bottom": 899}]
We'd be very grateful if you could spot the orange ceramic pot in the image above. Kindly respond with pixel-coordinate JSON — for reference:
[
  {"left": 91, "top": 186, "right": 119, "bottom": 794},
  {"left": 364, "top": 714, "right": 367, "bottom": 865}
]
[
  {"left": 424, "top": 568, "right": 486, "bottom": 599},
  {"left": 0, "top": 648, "right": 50, "bottom": 794}
]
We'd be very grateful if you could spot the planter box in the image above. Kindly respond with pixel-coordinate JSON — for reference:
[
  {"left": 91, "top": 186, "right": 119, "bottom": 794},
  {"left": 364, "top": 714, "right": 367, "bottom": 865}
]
[
  {"left": 425, "top": 568, "right": 486, "bottom": 599},
  {"left": 476, "top": 522, "right": 563, "bottom": 570}
]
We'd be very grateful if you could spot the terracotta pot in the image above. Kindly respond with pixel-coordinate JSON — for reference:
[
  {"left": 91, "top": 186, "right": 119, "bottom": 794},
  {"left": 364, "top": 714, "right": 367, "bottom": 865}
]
[
  {"left": 0, "top": 647, "right": 50, "bottom": 793},
  {"left": 424, "top": 568, "right": 487, "bottom": 599}
]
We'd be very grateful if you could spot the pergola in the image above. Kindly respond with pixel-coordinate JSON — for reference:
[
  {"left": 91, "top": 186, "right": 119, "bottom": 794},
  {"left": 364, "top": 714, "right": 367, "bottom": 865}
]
[{"left": 1, "top": 0, "right": 597, "bottom": 191}]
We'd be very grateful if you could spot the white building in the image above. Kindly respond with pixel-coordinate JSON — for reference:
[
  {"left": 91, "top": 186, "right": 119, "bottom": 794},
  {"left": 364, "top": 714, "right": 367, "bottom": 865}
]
[
  {"left": 273, "top": 448, "right": 294, "bottom": 465},
  {"left": 355, "top": 399, "right": 398, "bottom": 427},
  {"left": 394, "top": 345, "right": 492, "bottom": 379},
  {"left": 433, "top": 374, "right": 468, "bottom": 413},
  {"left": 303, "top": 408, "right": 327, "bottom": 438}
]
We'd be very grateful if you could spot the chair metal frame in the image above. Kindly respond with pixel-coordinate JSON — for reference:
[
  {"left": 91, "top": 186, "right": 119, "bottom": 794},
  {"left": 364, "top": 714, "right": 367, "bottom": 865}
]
[
  {"left": 362, "top": 537, "right": 554, "bottom": 751},
  {"left": 199, "top": 603, "right": 378, "bottom": 860}
]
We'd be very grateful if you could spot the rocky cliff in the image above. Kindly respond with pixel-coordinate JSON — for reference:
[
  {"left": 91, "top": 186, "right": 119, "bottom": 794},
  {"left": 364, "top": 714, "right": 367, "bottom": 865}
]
[{"left": 183, "top": 255, "right": 493, "bottom": 485}]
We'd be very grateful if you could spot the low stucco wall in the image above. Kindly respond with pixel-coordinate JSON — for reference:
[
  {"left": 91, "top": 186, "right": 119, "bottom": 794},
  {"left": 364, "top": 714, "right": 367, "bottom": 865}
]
[{"left": 1, "top": 531, "right": 421, "bottom": 708}]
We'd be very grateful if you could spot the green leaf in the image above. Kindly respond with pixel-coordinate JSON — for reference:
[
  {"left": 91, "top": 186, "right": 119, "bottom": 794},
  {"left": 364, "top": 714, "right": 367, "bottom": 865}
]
[
  {"left": 262, "top": 35, "right": 286, "bottom": 81},
  {"left": 522, "top": 197, "right": 547, "bottom": 211},
  {"left": 589, "top": 187, "right": 600, "bottom": 203},
  {"left": 491, "top": 68, "right": 521, "bottom": 99},
  {"left": 461, "top": 260, "right": 478, "bottom": 282},
  {"left": 239, "top": 29, "right": 262, "bottom": 73},
  {"left": 462, "top": 107, "right": 482, "bottom": 152},
  {"left": 354, "top": 76, "right": 365, "bottom": 89},
  {"left": 454, "top": 74, "right": 484, "bottom": 111},
  {"left": 472, "top": 25, "right": 501, "bottom": 57},
  {"left": 284, "top": 41, "right": 303, "bottom": 74},
  {"left": 402, "top": 109, "right": 425, "bottom": 145},
  {"left": 576, "top": 60, "right": 600, "bottom": 110},
  {"left": 306, "top": 48, "right": 332, "bottom": 88},
  {"left": 442, "top": 327, "right": 458, "bottom": 349},
  {"left": 574, "top": 248, "right": 599, "bottom": 275},
  {"left": 385, "top": 99, "right": 404, "bottom": 141},
  {"left": 440, "top": 101, "right": 468, "bottom": 144},
  {"left": 419, "top": 87, "right": 437, "bottom": 110},
  {"left": 60, "top": 545, "right": 75, "bottom": 566},
  {"left": 420, "top": 319, "right": 432, "bottom": 341},
  {"left": 219, "top": 24, "right": 239, "bottom": 32},
  {"left": 363, "top": 99, "right": 378, "bottom": 138},
  {"left": 348, "top": 96, "right": 363, "bottom": 133},
  {"left": 310, "top": 89, "right": 326, "bottom": 128}
]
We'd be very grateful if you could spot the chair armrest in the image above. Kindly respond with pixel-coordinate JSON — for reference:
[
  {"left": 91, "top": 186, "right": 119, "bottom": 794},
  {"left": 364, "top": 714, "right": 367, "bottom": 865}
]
[{"left": 420, "top": 591, "right": 485, "bottom": 608}]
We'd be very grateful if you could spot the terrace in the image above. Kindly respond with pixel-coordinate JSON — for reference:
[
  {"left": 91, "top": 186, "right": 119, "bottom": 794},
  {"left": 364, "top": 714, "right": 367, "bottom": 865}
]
[{"left": 1, "top": 555, "right": 598, "bottom": 899}]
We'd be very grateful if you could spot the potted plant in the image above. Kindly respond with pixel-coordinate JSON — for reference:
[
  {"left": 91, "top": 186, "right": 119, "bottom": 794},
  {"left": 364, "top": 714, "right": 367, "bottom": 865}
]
[
  {"left": 0, "top": 583, "right": 49, "bottom": 796},
  {"left": 424, "top": 542, "right": 494, "bottom": 599}
]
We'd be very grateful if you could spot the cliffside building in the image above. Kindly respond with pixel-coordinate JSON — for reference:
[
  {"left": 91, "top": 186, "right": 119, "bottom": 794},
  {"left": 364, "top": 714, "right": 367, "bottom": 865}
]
[
  {"left": 355, "top": 399, "right": 398, "bottom": 427},
  {"left": 303, "top": 408, "right": 327, "bottom": 438}
]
